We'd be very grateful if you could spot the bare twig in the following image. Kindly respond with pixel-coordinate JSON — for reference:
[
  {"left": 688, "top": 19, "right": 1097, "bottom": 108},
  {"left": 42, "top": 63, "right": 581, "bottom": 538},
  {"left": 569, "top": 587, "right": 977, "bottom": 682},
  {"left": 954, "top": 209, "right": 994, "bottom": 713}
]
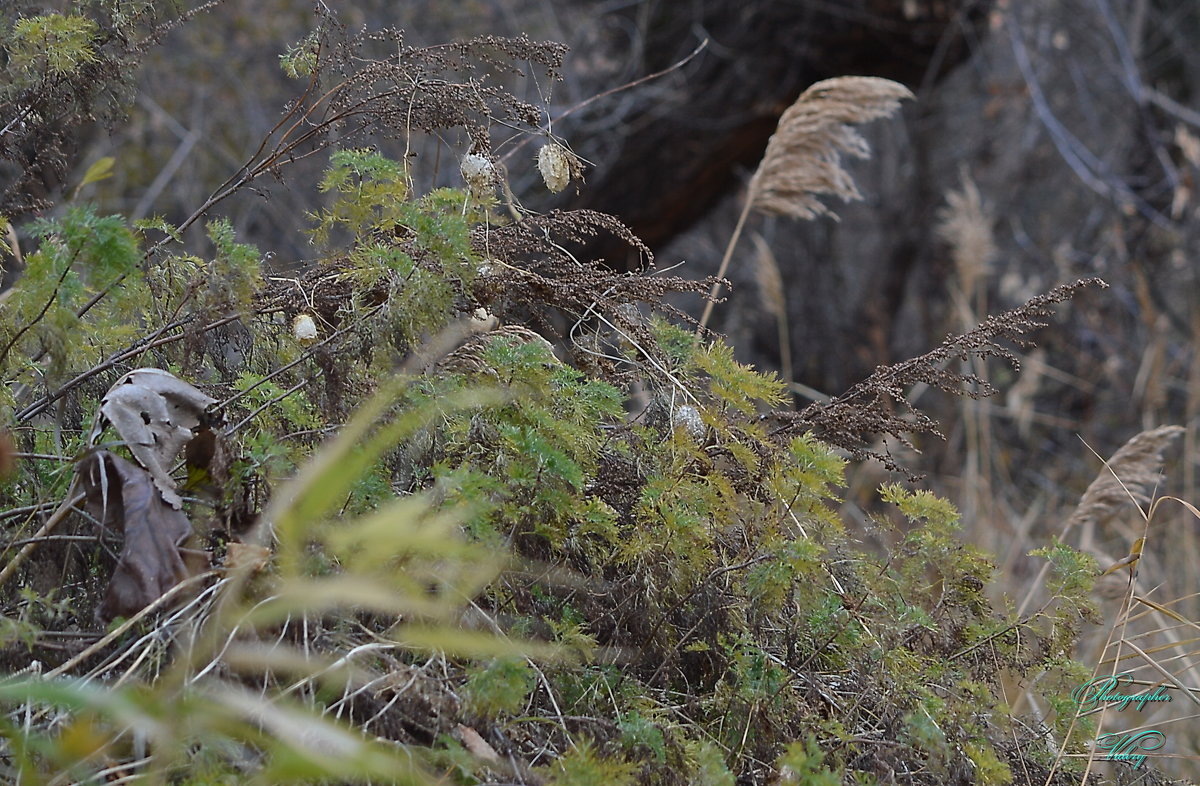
[
  {"left": 499, "top": 38, "right": 709, "bottom": 164},
  {"left": 0, "top": 486, "right": 85, "bottom": 592}
]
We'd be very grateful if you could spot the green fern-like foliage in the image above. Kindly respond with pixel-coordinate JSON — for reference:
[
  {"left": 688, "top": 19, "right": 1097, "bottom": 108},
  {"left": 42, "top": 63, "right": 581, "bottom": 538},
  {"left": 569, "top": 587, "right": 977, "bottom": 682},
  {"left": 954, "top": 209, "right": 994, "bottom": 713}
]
[
  {"left": 9, "top": 13, "right": 98, "bottom": 76},
  {"left": 0, "top": 8, "right": 1107, "bottom": 785},
  {"left": 1, "top": 206, "right": 143, "bottom": 385}
]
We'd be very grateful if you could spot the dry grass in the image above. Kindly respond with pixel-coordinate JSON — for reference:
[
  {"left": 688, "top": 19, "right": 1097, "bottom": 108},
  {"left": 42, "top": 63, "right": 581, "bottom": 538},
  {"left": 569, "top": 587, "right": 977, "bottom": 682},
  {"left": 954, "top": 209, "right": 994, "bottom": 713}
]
[
  {"left": 1054, "top": 426, "right": 1200, "bottom": 783},
  {"left": 750, "top": 76, "right": 914, "bottom": 221},
  {"left": 750, "top": 232, "right": 792, "bottom": 392},
  {"left": 936, "top": 168, "right": 999, "bottom": 532},
  {"left": 1066, "top": 425, "right": 1184, "bottom": 533},
  {"left": 937, "top": 167, "right": 996, "bottom": 301},
  {"left": 700, "top": 76, "right": 912, "bottom": 330}
]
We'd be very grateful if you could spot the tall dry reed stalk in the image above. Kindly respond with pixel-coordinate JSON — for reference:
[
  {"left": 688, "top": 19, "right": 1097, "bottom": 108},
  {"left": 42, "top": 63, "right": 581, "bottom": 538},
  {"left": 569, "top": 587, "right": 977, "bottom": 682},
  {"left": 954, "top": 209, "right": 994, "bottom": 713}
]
[
  {"left": 750, "top": 232, "right": 793, "bottom": 391},
  {"left": 698, "top": 76, "right": 912, "bottom": 331},
  {"left": 936, "top": 168, "right": 998, "bottom": 532}
]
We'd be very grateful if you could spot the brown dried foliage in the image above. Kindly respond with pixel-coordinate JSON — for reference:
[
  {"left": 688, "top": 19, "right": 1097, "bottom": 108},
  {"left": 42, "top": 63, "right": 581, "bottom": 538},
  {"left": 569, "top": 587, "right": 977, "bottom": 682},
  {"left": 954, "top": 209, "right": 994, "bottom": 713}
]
[
  {"left": 772, "top": 278, "right": 1109, "bottom": 474},
  {"left": 290, "top": 11, "right": 567, "bottom": 155},
  {"left": 79, "top": 450, "right": 198, "bottom": 622},
  {"left": 472, "top": 209, "right": 723, "bottom": 381},
  {"left": 92, "top": 368, "right": 218, "bottom": 509},
  {"left": 0, "top": 429, "right": 12, "bottom": 480},
  {"left": 65, "top": 370, "right": 230, "bottom": 620}
]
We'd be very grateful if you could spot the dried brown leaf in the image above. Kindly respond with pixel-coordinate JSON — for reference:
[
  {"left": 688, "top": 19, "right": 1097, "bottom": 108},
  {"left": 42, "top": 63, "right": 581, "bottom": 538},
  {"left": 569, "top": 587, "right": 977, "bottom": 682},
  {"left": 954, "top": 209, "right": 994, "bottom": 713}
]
[
  {"left": 0, "top": 429, "right": 13, "bottom": 479},
  {"left": 455, "top": 724, "right": 500, "bottom": 762},
  {"left": 1066, "top": 425, "right": 1184, "bottom": 531},
  {"left": 80, "top": 450, "right": 199, "bottom": 621},
  {"left": 225, "top": 541, "right": 271, "bottom": 573},
  {"left": 182, "top": 423, "right": 235, "bottom": 503},
  {"left": 751, "top": 76, "right": 913, "bottom": 220},
  {"left": 93, "top": 368, "right": 217, "bottom": 508}
]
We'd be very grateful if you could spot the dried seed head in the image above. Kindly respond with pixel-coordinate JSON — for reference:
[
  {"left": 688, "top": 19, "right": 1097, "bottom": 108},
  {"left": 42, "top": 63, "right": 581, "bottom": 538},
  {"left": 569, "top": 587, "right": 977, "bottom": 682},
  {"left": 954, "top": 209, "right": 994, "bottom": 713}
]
[
  {"left": 460, "top": 153, "right": 496, "bottom": 199},
  {"left": 537, "top": 142, "right": 579, "bottom": 193},
  {"left": 751, "top": 76, "right": 913, "bottom": 220},
  {"left": 293, "top": 313, "right": 318, "bottom": 344},
  {"left": 936, "top": 169, "right": 995, "bottom": 295}
]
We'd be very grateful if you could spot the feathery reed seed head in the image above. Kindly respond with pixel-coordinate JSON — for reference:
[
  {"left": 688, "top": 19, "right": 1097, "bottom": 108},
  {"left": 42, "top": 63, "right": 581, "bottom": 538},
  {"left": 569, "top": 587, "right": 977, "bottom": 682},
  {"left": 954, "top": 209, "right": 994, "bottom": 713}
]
[
  {"left": 751, "top": 76, "right": 913, "bottom": 221},
  {"left": 937, "top": 169, "right": 996, "bottom": 294},
  {"left": 1066, "top": 425, "right": 1184, "bottom": 531}
]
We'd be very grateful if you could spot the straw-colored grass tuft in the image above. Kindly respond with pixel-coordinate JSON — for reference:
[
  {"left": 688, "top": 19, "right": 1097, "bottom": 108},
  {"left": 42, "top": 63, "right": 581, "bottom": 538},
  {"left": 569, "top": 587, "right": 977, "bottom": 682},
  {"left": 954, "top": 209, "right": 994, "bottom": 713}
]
[
  {"left": 700, "top": 76, "right": 912, "bottom": 330},
  {"left": 750, "top": 76, "right": 914, "bottom": 221},
  {"left": 936, "top": 167, "right": 996, "bottom": 297},
  {"left": 1066, "top": 425, "right": 1185, "bottom": 531},
  {"left": 750, "top": 232, "right": 792, "bottom": 388}
]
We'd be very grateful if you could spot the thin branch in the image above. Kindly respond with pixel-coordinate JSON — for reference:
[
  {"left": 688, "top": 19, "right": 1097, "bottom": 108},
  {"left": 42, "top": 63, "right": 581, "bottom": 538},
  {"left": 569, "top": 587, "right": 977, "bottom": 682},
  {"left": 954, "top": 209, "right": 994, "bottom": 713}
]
[
  {"left": 499, "top": 38, "right": 709, "bottom": 163},
  {"left": 0, "top": 249, "right": 77, "bottom": 367},
  {"left": 1005, "top": 10, "right": 1169, "bottom": 228},
  {"left": 1144, "top": 87, "right": 1200, "bottom": 130},
  {"left": 224, "top": 377, "right": 311, "bottom": 436},
  {"left": 15, "top": 312, "right": 243, "bottom": 423},
  {"left": 0, "top": 487, "right": 85, "bottom": 593},
  {"left": 697, "top": 196, "right": 751, "bottom": 332}
]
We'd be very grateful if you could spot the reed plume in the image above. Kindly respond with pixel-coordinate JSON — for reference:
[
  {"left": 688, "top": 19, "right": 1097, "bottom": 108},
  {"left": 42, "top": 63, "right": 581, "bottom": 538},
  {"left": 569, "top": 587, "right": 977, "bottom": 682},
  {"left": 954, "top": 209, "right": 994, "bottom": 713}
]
[
  {"left": 1067, "top": 425, "right": 1184, "bottom": 532},
  {"left": 700, "top": 76, "right": 913, "bottom": 330}
]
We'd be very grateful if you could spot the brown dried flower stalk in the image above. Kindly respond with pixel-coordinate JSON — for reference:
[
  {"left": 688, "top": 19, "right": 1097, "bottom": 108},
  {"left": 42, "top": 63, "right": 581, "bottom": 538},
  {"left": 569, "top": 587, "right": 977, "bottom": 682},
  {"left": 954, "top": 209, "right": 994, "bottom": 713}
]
[{"left": 769, "top": 278, "right": 1108, "bottom": 476}]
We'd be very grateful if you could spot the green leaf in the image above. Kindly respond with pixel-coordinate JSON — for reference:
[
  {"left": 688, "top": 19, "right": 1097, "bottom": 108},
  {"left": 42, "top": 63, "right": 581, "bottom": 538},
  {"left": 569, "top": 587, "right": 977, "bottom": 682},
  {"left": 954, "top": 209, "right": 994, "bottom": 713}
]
[{"left": 74, "top": 156, "right": 115, "bottom": 197}]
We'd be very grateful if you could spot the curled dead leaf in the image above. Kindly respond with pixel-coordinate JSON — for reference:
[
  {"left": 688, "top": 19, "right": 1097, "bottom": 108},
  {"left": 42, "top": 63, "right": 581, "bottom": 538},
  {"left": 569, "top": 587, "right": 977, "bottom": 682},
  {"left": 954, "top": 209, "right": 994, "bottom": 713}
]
[
  {"left": 92, "top": 368, "right": 218, "bottom": 509},
  {"left": 80, "top": 450, "right": 203, "bottom": 621}
]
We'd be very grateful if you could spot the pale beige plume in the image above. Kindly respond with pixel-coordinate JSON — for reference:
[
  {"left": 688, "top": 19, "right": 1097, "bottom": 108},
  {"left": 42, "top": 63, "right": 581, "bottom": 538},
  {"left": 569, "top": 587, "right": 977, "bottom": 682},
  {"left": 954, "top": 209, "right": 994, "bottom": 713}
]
[
  {"left": 749, "top": 76, "right": 914, "bottom": 220},
  {"left": 700, "top": 76, "right": 913, "bottom": 330},
  {"left": 1066, "top": 425, "right": 1184, "bottom": 531},
  {"left": 936, "top": 167, "right": 996, "bottom": 297}
]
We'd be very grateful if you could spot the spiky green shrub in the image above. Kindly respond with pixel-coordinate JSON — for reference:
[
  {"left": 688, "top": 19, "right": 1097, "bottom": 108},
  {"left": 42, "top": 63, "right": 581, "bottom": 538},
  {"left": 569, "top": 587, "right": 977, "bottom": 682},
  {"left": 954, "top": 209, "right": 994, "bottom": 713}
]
[{"left": 0, "top": 4, "right": 1109, "bottom": 785}]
